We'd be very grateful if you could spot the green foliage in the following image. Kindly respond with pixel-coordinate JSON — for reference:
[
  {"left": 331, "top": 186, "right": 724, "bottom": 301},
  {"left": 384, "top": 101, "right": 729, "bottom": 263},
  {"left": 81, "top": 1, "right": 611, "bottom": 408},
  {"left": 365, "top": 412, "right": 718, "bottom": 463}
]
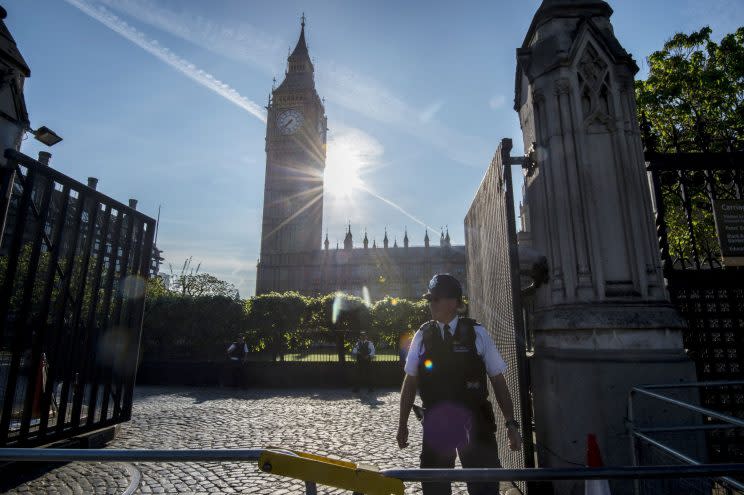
[
  {"left": 247, "top": 291, "right": 308, "bottom": 360},
  {"left": 141, "top": 286, "right": 434, "bottom": 363},
  {"left": 142, "top": 294, "right": 245, "bottom": 361},
  {"left": 145, "top": 275, "right": 169, "bottom": 299},
  {"left": 371, "top": 296, "right": 418, "bottom": 347},
  {"left": 636, "top": 26, "right": 744, "bottom": 153},
  {"left": 168, "top": 257, "right": 239, "bottom": 298},
  {"left": 0, "top": 244, "right": 131, "bottom": 334},
  {"left": 636, "top": 26, "right": 744, "bottom": 264}
]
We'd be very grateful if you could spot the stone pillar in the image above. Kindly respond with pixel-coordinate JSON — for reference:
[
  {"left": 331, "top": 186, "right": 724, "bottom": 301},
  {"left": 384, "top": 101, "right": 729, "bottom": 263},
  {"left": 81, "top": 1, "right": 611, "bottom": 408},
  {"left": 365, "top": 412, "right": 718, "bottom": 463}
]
[{"left": 515, "top": 1, "right": 698, "bottom": 493}]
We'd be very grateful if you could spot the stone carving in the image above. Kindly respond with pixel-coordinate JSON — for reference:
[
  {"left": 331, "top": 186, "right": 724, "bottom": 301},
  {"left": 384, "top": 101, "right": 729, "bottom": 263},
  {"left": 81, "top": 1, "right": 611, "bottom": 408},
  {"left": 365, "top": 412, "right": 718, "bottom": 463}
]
[
  {"left": 554, "top": 78, "right": 571, "bottom": 96},
  {"left": 578, "top": 43, "right": 608, "bottom": 89},
  {"left": 577, "top": 43, "right": 614, "bottom": 126},
  {"left": 532, "top": 88, "right": 546, "bottom": 105}
]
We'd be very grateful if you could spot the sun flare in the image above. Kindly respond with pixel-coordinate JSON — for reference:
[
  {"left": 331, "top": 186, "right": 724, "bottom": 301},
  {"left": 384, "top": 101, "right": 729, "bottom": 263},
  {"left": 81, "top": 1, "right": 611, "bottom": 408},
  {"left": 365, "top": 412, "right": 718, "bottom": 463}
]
[
  {"left": 324, "top": 127, "right": 381, "bottom": 198},
  {"left": 324, "top": 160, "right": 362, "bottom": 198}
]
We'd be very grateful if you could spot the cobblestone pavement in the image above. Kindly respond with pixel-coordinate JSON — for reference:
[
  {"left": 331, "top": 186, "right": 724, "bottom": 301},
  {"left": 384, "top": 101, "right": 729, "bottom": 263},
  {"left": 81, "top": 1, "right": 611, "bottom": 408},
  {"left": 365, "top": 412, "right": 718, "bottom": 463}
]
[{"left": 3, "top": 386, "right": 485, "bottom": 494}]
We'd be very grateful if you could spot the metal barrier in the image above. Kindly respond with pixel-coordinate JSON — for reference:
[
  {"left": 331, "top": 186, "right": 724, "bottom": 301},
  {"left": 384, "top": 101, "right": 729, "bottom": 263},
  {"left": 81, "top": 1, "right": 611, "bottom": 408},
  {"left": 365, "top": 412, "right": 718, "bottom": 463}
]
[
  {"left": 628, "top": 381, "right": 744, "bottom": 494},
  {"left": 2, "top": 447, "right": 744, "bottom": 494},
  {"left": 0, "top": 149, "right": 156, "bottom": 448}
]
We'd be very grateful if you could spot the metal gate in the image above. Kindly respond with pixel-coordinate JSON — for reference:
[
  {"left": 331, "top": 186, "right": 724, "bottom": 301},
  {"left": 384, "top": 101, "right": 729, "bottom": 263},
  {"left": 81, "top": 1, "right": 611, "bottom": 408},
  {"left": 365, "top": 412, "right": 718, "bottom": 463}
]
[
  {"left": 646, "top": 150, "right": 744, "bottom": 463},
  {"left": 464, "top": 138, "right": 534, "bottom": 486},
  {"left": 0, "top": 149, "right": 155, "bottom": 447}
]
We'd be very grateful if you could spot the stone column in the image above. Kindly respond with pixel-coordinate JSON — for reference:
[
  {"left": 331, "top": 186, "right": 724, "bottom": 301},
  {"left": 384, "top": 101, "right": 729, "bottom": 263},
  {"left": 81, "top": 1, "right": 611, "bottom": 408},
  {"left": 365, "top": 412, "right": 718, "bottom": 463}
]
[{"left": 515, "top": 1, "right": 698, "bottom": 493}]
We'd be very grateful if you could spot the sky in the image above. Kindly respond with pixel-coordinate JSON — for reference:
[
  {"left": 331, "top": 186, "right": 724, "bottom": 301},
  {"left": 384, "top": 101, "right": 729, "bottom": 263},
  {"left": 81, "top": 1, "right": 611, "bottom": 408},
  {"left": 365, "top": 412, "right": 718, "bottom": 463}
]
[{"left": 5, "top": 0, "right": 743, "bottom": 297}]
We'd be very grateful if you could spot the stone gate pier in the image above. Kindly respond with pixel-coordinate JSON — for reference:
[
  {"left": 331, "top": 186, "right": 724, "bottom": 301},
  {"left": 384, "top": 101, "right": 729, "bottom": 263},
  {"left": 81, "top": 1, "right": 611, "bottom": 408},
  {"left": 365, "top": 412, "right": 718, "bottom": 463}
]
[{"left": 515, "top": 1, "right": 699, "bottom": 493}]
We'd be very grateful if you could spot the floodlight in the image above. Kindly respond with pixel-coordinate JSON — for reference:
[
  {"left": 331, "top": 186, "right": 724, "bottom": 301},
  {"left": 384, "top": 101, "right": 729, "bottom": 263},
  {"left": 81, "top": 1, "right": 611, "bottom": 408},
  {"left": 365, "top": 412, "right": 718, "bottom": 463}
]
[{"left": 32, "top": 126, "right": 63, "bottom": 146}]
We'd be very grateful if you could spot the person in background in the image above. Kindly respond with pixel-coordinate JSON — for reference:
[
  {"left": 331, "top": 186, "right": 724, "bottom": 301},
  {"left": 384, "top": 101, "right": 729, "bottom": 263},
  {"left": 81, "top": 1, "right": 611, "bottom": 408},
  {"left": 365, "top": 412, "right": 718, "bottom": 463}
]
[
  {"left": 223, "top": 336, "right": 248, "bottom": 387},
  {"left": 351, "top": 331, "right": 375, "bottom": 393},
  {"left": 226, "top": 336, "right": 248, "bottom": 362}
]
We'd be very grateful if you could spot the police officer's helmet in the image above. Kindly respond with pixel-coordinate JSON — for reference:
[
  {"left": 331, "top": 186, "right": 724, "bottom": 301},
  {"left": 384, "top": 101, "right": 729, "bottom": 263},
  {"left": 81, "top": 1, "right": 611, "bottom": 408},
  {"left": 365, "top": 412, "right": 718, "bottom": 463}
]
[{"left": 423, "top": 273, "right": 462, "bottom": 301}]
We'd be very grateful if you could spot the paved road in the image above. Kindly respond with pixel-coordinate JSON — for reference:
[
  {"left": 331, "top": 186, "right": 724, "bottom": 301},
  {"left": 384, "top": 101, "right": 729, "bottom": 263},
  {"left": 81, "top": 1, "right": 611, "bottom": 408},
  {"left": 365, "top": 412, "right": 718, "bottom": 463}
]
[{"left": 3, "top": 386, "right": 481, "bottom": 494}]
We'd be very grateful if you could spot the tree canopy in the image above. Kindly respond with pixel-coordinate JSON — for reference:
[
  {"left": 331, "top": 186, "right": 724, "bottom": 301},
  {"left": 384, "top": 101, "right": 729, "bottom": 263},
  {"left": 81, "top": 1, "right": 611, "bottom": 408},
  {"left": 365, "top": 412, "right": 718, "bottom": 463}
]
[
  {"left": 636, "top": 26, "right": 744, "bottom": 153},
  {"left": 167, "top": 257, "right": 239, "bottom": 298}
]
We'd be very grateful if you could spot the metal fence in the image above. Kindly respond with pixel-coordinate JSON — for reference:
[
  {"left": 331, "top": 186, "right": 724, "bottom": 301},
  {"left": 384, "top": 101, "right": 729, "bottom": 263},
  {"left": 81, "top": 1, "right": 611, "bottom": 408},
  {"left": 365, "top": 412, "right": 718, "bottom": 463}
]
[
  {"left": 464, "top": 137, "right": 534, "bottom": 490},
  {"left": 646, "top": 151, "right": 744, "bottom": 463},
  {"left": 142, "top": 329, "right": 409, "bottom": 364},
  {"left": 0, "top": 149, "right": 155, "bottom": 447},
  {"left": 629, "top": 381, "right": 744, "bottom": 494}
]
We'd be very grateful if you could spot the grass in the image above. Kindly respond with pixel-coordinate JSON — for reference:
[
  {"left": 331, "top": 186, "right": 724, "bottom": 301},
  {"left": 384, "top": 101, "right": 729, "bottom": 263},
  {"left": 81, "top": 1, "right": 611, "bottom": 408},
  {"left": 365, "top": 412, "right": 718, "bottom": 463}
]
[{"left": 246, "top": 351, "right": 401, "bottom": 363}]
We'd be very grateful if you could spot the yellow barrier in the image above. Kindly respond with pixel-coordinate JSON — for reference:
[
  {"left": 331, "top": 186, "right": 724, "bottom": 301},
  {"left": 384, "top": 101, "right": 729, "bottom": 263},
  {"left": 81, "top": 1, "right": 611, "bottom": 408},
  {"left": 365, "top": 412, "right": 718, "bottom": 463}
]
[{"left": 258, "top": 448, "right": 404, "bottom": 495}]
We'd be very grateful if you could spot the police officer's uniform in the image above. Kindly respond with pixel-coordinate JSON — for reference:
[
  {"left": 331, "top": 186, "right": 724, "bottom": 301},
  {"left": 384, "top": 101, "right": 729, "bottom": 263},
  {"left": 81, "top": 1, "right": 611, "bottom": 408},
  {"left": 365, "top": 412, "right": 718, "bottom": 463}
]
[
  {"left": 352, "top": 334, "right": 376, "bottom": 392},
  {"left": 404, "top": 277, "right": 508, "bottom": 495}
]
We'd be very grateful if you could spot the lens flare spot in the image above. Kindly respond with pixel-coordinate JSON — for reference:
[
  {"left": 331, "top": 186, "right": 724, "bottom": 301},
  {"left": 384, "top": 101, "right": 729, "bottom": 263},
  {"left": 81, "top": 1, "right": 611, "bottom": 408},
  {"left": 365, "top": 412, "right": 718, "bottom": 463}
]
[
  {"left": 391, "top": 297, "right": 398, "bottom": 306},
  {"left": 331, "top": 291, "right": 347, "bottom": 325},
  {"left": 121, "top": 275, "right": 146, "bottom": 300},
  {"left": 97, "top": 327, "right": 130, "bottom": 373},
  {"left": 362, "top": 286, "right": 371, "bottom": 307},
  {"left": 424, "top": 359, "right": 433, "bottom": 370}
]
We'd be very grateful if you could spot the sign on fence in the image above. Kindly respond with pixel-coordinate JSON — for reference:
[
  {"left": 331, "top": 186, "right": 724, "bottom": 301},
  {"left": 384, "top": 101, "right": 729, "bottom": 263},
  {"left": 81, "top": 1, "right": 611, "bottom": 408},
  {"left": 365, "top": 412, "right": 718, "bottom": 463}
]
[{"left": 713, "top": 199, "right": 744, "bottom": 266}]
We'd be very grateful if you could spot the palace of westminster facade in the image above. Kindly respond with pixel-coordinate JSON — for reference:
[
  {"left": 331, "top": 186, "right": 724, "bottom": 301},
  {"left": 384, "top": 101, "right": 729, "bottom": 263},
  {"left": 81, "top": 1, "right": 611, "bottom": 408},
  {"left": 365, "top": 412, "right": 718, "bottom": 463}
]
[{"left": 255, "top": 20, "right": 466, "bottom": 300}]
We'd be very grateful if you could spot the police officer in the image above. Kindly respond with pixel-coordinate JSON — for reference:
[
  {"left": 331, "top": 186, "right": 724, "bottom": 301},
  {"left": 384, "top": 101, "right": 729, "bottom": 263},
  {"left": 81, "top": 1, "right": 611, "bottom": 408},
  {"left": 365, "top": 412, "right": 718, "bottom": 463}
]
[
  {"left": 351, "top": 331, "right": 376, "bottom": 392},
  {"left": 397, "top": 273, "right": 522, "bottom": 495},
  {"left": 226, "top": 336, "right": 248, "bottom": 362},
  {"left": 224, "top": 336, "right": 247, "bottom": 387}
]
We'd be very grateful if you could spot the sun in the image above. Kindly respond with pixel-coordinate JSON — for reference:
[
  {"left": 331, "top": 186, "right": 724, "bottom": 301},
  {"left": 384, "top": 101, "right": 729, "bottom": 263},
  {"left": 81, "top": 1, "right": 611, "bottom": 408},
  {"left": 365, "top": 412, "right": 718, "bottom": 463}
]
[
  {"left": 324, "top": 127, "right": 381, "bottom": 198},
  {"left": 324, "top": 160, "right": 362, "bottom": 198}
]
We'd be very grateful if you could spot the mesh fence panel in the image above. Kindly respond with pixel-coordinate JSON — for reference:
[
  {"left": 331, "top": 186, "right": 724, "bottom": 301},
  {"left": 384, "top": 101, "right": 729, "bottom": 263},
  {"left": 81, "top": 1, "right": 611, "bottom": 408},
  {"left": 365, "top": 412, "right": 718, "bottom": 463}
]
[{"left": 465, "top": 138, "right": 532, "bottom": 492}]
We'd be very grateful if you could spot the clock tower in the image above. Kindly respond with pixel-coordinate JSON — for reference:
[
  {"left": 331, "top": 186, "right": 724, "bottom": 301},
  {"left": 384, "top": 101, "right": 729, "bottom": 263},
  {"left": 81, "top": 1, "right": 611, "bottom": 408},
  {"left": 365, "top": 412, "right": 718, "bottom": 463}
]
[{"left": 256, "top": 17, "right": 327, "bottom": 293}]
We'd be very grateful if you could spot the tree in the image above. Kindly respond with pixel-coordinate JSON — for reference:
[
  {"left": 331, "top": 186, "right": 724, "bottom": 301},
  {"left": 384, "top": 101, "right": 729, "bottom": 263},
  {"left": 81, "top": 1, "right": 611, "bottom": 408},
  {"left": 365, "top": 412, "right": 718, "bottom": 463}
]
[
  {"left": 636, "top": 26, "right": 744, "bottom": 265},
  {"left": 371, "top": 297, "right": 419, "bottom": 349},
  {"left": 168, "top": 257, "right": 238, "bottom": 298},
  {"left": 246, "top": 291, "right": 308, "bottom": 361},
  {"left": 142, "top": 294, "right": 245, "bottom": 362},
  {"left": 320, "top": 292, "right": 370, "bottom": 361},
  {"left": 636, "top": 26, "right": 744, "bottom": 153},
  {"left": 145, "top": 275, "right": 169, "bottom": 299}
]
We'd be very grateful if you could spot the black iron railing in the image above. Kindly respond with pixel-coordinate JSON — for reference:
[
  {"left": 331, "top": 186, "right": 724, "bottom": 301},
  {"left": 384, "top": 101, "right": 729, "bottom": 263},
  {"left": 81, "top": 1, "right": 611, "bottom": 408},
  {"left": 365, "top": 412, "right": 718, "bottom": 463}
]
[
  {"left": 646, "top": 152, "right": 744, "bottom": 464},
  {"left": 142, "top": 330, "right": 409, "bottom": 364},
  {"left": 0, "top": 149, "right": 155, "bottom": 447}
]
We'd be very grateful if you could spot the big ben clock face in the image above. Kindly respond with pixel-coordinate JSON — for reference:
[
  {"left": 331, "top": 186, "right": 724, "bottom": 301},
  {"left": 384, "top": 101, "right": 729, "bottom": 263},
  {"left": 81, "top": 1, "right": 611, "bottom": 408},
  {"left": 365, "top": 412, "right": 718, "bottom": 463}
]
[{"left": 276, "top": 109, "right": 304, "bottom": 135}]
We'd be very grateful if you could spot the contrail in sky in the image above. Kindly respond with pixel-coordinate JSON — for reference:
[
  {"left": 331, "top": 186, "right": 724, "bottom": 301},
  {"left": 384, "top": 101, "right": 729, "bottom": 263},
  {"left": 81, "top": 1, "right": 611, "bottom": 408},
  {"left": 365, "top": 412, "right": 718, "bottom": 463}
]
[
  {"left": 358, "top": 183, "right": 439, "bottom": 235},
  {"left": 63, "top": 0, "right": 267, "bottom": 122}
]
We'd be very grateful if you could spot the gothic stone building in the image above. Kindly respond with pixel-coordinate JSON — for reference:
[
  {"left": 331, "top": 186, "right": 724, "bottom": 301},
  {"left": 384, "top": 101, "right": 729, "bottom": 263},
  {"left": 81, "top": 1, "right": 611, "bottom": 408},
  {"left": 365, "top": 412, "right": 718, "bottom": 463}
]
[{"left": 255, "top": 20, "right": 466, "bottom": 300}]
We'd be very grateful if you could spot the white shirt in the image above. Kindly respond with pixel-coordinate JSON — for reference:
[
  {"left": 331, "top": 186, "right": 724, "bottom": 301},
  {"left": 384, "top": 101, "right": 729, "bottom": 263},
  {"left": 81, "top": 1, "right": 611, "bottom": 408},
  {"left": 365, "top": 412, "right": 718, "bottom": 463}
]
[
  {"left": 352, "top": 340, "right": 376, "bottom": 358},
  {"left": 227, "top": 343, "right": 248, "bottom": 361},
  {"left": 404, "top": 315, "right": 507, "bottom": 377}
]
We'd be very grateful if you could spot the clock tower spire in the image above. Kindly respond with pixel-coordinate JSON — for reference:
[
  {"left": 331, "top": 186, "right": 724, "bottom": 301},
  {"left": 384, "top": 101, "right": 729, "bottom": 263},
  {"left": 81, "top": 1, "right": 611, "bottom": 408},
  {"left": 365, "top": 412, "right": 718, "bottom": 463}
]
[{"left": 256, "top": 16, "right": 327, "bottom": 294}]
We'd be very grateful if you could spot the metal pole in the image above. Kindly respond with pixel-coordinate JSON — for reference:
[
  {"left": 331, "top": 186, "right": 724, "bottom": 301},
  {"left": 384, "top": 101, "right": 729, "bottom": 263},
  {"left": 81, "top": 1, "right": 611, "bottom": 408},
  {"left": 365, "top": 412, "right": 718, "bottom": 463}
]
[
  {"left": 636, "top": 423, "right": 737, "bottom": 433},
  {"left": 634, "top": 431, "right": 744, "bottom": 492},
  {"left": 627, "top": 391, "right": 640, "bottom": 495},
  {"left": 381, "top": 465, "right": 744, "bottom": 482},
  {"left": 0, "top": 449, "right": 263, "bottom": 463},
  {"left": 639, "top": 381, "right": 744, "bottom": 390},
  {"left": 632, "top": 387, "right": 744, "bottom": 428},
  {"left": 0, "top": 160, "right": 16, "bottom": 245}
]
